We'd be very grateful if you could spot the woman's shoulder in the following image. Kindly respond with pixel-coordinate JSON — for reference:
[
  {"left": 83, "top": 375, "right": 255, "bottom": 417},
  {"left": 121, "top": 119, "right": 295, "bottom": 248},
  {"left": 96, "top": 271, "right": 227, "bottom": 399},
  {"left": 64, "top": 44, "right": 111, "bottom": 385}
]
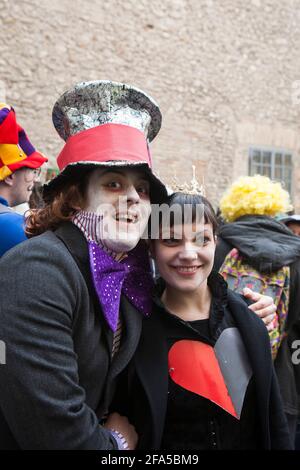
[{"left": 226, "top": 288, "right": 270, "bottom": 339}]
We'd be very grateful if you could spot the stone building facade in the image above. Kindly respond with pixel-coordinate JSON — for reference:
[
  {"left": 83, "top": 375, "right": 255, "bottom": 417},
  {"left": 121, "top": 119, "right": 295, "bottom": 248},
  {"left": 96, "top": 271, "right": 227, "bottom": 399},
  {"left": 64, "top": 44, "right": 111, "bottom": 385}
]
[{"left": 1, "top": 0, "right": 300, "bottom": 210}]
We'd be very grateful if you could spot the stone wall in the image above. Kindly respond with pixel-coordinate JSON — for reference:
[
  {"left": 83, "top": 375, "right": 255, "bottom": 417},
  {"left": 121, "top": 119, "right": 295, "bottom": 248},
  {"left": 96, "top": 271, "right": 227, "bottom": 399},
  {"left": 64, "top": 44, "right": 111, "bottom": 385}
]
[{"left": 1, "top": 0, "right": 300, "bottom": 209}]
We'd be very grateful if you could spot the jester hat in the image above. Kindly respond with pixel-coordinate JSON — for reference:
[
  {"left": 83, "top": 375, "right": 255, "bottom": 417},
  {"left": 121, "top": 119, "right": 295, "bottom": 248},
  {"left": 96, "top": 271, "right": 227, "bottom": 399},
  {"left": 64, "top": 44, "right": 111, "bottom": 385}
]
[{"left": 0, "top": 103, "right": 48, "bottom": 181}]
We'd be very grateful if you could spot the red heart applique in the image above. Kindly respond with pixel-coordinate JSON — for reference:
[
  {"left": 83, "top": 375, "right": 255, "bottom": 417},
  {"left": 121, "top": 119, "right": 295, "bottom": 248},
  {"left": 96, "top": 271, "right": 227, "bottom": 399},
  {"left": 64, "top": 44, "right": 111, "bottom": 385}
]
[{"left": 168, "top": 340, "right": 238, "bottom": 418}]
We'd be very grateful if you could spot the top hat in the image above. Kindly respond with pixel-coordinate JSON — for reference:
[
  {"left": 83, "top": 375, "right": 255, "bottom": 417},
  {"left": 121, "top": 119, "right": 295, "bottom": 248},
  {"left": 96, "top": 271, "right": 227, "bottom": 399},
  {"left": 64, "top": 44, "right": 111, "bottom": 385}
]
[{"left": 43, "top": 80, "right": 167, "bottom": 203}]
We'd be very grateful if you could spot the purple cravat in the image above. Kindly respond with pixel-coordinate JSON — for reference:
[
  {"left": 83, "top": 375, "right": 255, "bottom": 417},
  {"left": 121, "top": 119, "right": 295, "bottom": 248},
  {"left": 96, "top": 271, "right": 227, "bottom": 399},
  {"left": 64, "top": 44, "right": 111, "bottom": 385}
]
[{"left": 88, "top": 241, "right": 154, "bottom": 332}]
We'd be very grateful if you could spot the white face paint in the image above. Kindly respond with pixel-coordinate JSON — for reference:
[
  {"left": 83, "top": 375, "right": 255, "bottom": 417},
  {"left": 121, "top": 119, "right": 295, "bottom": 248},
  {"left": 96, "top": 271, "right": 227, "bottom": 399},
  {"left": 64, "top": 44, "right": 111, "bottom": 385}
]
[{"left": 83, "top": 167, "right": 152, "bottom": 253}]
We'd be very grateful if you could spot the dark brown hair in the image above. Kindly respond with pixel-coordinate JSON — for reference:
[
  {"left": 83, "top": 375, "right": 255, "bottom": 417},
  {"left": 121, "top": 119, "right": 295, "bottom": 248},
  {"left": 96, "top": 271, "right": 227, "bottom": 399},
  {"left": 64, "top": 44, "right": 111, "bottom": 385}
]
[
  {"left": 148, "top": 191, "right": 218, "bottom": 238},
  {"left": 28, "top": 182, "right": 44, "bottom": 210},
  {"left": 25, "top": 174, "right": 90, "bottom": 238},
  {"left": 168, "top": 192, "right": 218, "bottom": 234}
]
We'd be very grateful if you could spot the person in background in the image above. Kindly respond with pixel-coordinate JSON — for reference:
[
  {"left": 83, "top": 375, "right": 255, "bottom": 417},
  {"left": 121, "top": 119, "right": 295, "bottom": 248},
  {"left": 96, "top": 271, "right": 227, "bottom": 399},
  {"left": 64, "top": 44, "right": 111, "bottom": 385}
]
[
  {"left": 278, "top": 212, "right": 300, "bottom": 449},
  {"left": 214, "top": 175, "right": 300, "bottom": 445},
  {"left": 279, "top": 214, "right": 300, "bottom": 237},
  {"left": 0, "top": 103, "right": 47, "bottom": 257},
  {"left": 120, "top": 191, "right": 291, "bottom": 450}
]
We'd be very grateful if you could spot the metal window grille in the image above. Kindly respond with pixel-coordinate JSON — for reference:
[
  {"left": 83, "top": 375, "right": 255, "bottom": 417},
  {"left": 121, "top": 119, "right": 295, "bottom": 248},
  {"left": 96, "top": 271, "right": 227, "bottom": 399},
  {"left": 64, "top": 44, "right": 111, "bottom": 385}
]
[{"left": 249, "top": 147, "right": 292, "bottom": 194}]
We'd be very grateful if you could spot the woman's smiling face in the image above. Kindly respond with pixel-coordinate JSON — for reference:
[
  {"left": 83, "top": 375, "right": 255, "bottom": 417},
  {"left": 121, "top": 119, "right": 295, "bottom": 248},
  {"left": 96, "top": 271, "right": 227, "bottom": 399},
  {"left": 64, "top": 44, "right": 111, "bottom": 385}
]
[{"left": 152, "top": 219, "right": 216, "bottom": 293}]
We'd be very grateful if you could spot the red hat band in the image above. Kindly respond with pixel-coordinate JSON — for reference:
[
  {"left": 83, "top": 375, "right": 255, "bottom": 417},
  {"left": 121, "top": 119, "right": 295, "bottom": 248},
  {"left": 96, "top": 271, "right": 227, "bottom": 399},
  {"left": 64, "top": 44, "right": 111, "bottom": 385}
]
[{"left": 57, "top": 123, "right": 152, "bottom": 172}]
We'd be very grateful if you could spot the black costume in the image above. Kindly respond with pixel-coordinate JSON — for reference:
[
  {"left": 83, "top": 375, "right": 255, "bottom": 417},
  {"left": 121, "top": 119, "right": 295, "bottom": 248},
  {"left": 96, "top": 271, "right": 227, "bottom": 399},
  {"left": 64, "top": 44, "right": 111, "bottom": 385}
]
[
  {"left": 0, "top": 223, "right": 142, "bottom": 449},
  {"left": 119, "top": 272, "right": 291, "bottom": 450}
]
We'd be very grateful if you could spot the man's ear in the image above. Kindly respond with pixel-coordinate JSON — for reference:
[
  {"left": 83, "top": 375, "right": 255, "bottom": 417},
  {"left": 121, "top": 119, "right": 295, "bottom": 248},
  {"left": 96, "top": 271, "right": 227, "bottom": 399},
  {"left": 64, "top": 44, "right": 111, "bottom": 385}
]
[{"left": 3, "top": 173, "right": 16, "bottom": 187}]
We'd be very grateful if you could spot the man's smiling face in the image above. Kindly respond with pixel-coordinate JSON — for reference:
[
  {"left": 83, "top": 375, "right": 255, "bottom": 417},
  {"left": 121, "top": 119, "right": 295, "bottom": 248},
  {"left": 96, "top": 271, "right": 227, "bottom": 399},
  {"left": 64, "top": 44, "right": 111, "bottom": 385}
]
[{"left": 83, "top": 167, "right": 152, "bottom": 252}]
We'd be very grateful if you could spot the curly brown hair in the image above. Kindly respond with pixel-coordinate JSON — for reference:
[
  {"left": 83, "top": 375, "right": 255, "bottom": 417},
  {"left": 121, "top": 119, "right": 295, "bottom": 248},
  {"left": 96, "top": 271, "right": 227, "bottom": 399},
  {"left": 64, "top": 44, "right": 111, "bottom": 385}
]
[{"left": 25, "top": 173, "right": 90, "bottom": 238}]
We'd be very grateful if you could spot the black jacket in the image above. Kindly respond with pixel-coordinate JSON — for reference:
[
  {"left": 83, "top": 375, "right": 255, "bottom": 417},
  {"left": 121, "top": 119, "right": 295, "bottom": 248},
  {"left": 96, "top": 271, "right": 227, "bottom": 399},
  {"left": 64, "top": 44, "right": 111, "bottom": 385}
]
[
  {"left": 121, "top": 274, "right": 291, "bottom": 450},
  {"left": 214, "top": 215, "right": 300, "bottom": 416},
  {"left": 0, "top": 222, "right": 143, "bottom": 449}
]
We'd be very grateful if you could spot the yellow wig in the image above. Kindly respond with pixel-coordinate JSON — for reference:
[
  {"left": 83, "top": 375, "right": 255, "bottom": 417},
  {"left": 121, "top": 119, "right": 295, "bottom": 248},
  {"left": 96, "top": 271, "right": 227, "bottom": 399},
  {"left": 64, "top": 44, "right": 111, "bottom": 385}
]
[{"left": 220, "top": 175, "right": 292, "bottom": 222}]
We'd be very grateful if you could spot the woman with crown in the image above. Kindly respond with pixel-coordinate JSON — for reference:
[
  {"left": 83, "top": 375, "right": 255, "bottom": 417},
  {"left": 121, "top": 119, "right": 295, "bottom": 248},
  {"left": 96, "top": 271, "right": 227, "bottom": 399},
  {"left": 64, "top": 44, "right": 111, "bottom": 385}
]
[{"left": 118, "top": 172, "right": 292, "bottom": 450}]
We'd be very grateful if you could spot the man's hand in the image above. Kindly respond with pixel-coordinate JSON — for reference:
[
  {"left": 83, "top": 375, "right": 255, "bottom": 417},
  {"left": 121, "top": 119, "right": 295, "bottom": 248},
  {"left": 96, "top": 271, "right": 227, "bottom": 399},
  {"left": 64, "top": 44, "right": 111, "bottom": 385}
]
[
  {"left": 242, "top": 287, "right": 277, "bottom": 332},
  {"left": 104, "top": 412, "right": 138, "bottom": 450}
]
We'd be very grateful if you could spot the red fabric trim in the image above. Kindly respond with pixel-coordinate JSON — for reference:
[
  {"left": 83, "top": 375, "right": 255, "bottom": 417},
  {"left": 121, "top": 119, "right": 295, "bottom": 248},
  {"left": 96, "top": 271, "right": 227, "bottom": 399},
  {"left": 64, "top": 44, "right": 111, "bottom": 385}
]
[
  {"left": 8, "top": 151, "right": 48, "bottom": 172},
  {"left": 0, "top": 109, "right": 18, "bottom": 144},
  {"left": 57, "top": 123, "right": 151, "bottom": 171}
]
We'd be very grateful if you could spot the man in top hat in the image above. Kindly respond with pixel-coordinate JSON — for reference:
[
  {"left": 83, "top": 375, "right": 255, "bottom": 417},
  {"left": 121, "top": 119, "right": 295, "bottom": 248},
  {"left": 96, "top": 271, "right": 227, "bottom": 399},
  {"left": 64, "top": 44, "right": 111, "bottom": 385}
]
[
  {"left": 0, "top": 81, "right": 277, "bottom": 450},
  {"left": 0, "top": 81, "right": 168, "bottom": 450},
  {"left": 0, "top": 103, "right": 48, "bottom": 257}
]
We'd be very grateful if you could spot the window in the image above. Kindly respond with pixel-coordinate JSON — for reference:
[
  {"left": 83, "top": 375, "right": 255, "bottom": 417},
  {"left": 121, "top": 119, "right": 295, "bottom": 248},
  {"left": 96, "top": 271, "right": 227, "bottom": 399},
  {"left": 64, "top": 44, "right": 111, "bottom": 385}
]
[{"left": 249, "top": 147, "right": 292, "bottom": 194}]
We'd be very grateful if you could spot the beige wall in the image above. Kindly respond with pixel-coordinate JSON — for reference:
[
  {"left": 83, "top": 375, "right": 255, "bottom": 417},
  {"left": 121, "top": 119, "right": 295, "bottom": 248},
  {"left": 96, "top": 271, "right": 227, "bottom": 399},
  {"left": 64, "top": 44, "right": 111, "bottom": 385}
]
[
  {"left": 234, "top": 122, "right": 300, "bottom": 206},
  {"left": 1, "top": 0, "right": 300, "bottom": 209}
]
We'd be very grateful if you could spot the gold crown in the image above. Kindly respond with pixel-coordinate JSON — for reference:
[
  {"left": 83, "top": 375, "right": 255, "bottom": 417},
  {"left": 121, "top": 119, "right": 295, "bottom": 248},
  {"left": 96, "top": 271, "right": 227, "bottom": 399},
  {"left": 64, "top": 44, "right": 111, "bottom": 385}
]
[{"left": 168, "top": 165, "right": 206, "bottom": 196}]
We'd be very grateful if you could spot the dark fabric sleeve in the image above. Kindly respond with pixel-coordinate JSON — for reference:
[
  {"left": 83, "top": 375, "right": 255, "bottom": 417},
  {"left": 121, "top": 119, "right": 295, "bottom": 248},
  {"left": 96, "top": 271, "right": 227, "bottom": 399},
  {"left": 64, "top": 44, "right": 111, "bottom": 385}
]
[
  {"left": 287, "top": 261, "right": 300, "bottom": 332},
  {"left": 269, "top": 368, "right": 293, "bottom": 449},
  {"left": 213, "top": 237, "right": 233, "bottom": 272},
  {"left": 0, "top": 237, "right": 117, "bottom": 450},
  {"left": 111, "top": 364, "right": 153, "bottom": 450},
  {"left": 236, "top": 293, "right": 252, "bottom": 307}
]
